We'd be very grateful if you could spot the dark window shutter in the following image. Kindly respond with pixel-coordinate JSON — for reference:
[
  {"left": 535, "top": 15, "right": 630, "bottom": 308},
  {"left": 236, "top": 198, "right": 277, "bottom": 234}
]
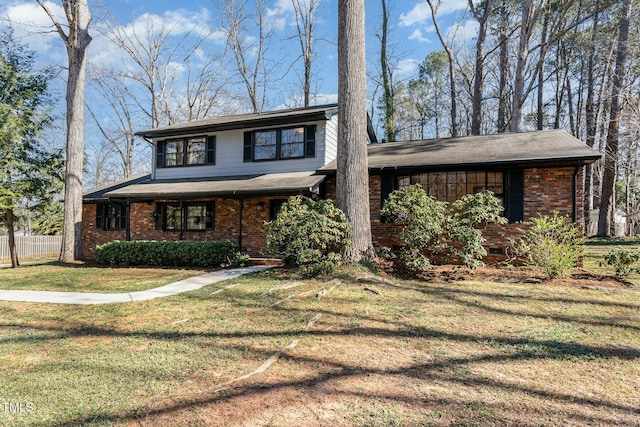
[
  {"left": 155, "top": 203, "right": 164, "bottom": 230},
  {"left": 380, "top": 175, "right": 395, "bottom": 222},
  {"left": 96, "top": 204, "right": 104, "bottom": 230},
  {"left": 305, "top": 125, "right": 316, "bottom": 157},
  {"left": 506, "top": 170, "right": 524, "bottom": 223},
  {"left": 243, "top": 132, "right": 253, "bottom": 162},
  {"left": 156, "top": 141, "right": 165, "bottom": 168},
  {"left": 206, "top": 201, "right": 215, "bottom": 229},
  {"left": 207, "top": 136, "right": 216, "bottom": 165}
]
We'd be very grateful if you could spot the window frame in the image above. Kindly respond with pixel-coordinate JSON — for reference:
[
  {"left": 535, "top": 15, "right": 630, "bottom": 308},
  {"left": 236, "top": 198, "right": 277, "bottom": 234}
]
[
  {"left": 157, "top": 135, "right": 215, "bottom": 168},
  {"left": 96, "top": 203, "right": 127, "bottom": 231},
  {"left": 244, "top": 125, "right": 315, "bottom": 162},
  {"left": 156, "top": 201, "right": 214, "bottom": 232}
]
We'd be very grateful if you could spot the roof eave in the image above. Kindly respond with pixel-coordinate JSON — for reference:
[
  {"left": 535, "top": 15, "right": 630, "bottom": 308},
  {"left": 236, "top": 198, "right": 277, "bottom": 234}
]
[{"left": 136, "top": 110, "right": 334, "bottom": 139}]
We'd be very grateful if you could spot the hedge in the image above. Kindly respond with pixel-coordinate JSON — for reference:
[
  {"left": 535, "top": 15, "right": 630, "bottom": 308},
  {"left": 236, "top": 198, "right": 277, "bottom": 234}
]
[{"left": 95, "top": 240, "right": 249, "bottom": 268}]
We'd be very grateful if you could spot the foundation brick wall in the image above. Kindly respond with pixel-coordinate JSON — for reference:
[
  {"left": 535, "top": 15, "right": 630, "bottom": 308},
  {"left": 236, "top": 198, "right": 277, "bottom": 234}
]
[
  {"left": 82, "top": 197, "right": 278, "bottom": 259},
  {"left": 82, "top": 166, "right": 584, "bottom": 262}
]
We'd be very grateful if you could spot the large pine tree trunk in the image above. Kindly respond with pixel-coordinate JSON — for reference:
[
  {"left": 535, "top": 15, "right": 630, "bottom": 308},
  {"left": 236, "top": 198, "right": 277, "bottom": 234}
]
[
  {"left": 337, "top": 0, "right": 373, "bottom": 263},
  {"left": 598, "top": 0, "right": 631, "bottom": 236}
]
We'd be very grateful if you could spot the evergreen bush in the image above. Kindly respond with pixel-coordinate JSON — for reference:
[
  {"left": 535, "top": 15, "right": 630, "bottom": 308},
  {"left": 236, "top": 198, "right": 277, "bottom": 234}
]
[{"left": 95, "top": 240, "right": 248, "bottom": 268}]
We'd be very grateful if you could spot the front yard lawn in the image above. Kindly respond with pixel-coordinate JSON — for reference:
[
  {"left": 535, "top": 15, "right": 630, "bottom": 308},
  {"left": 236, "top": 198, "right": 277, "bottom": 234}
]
[
  {"left": 0, "top": 260, "right": 638, "bottom": 426},
  {"left": 0, "top": 262, "right": 209, "bottom": 293}
]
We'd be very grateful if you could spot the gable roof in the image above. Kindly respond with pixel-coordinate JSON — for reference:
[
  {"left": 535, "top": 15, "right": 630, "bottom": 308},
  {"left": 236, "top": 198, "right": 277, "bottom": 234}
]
[
  {"left": 136, "top": 104, "right": 341, "bottom": 139},
  {"left": 320, "top": 129, "right": 601, "bottom": 173}
]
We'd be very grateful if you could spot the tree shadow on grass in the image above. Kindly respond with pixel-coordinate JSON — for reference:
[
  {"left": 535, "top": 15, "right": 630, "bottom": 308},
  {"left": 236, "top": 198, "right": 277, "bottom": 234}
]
[{"left": 41, "top": 335, "right": 640, "bottom": 427}]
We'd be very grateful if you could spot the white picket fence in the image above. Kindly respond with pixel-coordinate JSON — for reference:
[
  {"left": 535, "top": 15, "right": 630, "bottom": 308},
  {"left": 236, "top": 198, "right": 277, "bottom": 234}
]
[{"left": 0, "top": 235, "right": 62, "bottom": 262}]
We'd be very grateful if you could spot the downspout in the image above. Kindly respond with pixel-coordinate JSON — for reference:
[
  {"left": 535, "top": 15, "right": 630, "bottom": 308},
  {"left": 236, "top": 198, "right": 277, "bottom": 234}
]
[
  {"left": 125, "top": 201, "right": 131, "bottom": 241},
  {"left": 238, "top": 199, "right": 244, "bottom": 251},
  {"left": 572, "top": 164, "right": 580, "bottom": 223},
  {"left": 179, "top": 200, "right": 184, "bottom": 240}
]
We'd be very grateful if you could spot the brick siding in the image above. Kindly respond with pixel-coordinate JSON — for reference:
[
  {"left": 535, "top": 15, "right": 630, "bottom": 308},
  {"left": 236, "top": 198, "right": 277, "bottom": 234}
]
[{"left": 82, "top": 166, "right": 584, "bottom": 263}]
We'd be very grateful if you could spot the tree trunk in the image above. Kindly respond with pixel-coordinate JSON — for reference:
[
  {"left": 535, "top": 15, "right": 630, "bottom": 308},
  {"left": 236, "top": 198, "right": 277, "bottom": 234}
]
[
  {"left": 380, "top": 0, "right": 396, "bottom": 142},
  {"left": 6, "top": 210, "right": 19, "bottom": 268},
  {"left": 497, "top": 2, "right": 509, "bottom": 133},
  {"left": 337, "top": 0, "right": 373, "bottom": 263},
  {"left": 39, "top": 0, "right": 92, "bottom": 262},
  {"left": 469, "top": 0, "right": 492, "bottom": 136},
  {"left": 536, "top": 13, "right": 549, "bottom": 131},
  {"left": 426, "top": 0, "right": 458, "bottom": 137},
  {"left": 598, "top": 0, "right": 630, "bottom": 236},
  {"left": 584, "top": 0, "right": 600, "bottom": 232},
  {"left": 510, "top": 0, "right": 537, "bottom": 132}
]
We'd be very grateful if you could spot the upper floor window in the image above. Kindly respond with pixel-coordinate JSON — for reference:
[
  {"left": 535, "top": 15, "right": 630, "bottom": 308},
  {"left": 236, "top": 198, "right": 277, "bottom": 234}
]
[
  {"left": 157, "top": 136, "right": 215, "bottom": 168},
  {"left": 95, "top": 203, "right": 126, "bottom": 231},
  {"left": 244, "top": 125, "right": 315, "bottom": 162}
]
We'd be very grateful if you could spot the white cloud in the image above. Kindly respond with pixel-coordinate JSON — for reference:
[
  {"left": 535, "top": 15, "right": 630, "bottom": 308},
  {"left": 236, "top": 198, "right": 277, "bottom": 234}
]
[
  {"left": 408, "top": 28, "right": 431, "bottom": 43},
  {"left": 1, "top": 1, "right": 66, "bottom": 54},
  {"left": 447, "top": 19, "right": 479, "bottom": 47},
  {"left": 399, "top": 0, "right": 468, "bottom": 27},
  {"left": 395, "top": 58, "right": 419, "bottom": 79}
]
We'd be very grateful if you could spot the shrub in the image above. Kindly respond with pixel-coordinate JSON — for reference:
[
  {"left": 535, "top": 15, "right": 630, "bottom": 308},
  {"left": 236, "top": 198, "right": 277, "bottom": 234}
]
[
  {"left": 604, "top": 248, "right": 640, "bottom": 277},
  {"left": 263, "top": 195, "right": 351, "bottom": 276},
  {"left": 447, "top": 192, "right": 508, "bottom": 269},
  {"left": 511, "top": 212, "right": 585, "bottom": 279},
  {"left": 95, "top": 240, "right": 248, "bottom": 268},
  {"left": 380, "top": 184, "right": 446, "bottom": 271},
  {"left": 380, "top": 184, "right": 506, "bottom": 272}
]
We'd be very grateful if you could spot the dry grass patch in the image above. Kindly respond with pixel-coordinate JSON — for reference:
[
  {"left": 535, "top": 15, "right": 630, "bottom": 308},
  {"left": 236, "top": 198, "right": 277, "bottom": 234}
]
[
  {"left": 0, "top": 261, "right": 209, "bottom": 293},
  {"left": 0, "top": 264, "right": 638, "bottom": 426}
]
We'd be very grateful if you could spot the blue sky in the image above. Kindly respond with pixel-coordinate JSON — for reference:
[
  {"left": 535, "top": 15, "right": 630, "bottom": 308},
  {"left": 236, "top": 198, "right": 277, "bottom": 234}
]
[
  {"left": 2, "top": 0, "right": 475, "bottom": 109},
  {"left": 1, "top": 0, "right": 477, "bottom": 182}
]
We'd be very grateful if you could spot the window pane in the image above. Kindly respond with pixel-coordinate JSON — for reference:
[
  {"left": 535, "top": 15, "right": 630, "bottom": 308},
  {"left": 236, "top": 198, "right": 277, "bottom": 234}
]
[
  {"left": 187, "top": 137, "right": 206, "bottom": 165},
  {"left": 280, "top": 127, "right": 304, "bottom": 158},
  {"left": 165, "top": 140, "right": 184, "bottom": 166},
  {"left": 186, "top": 205, "right": 207, "bottom": 230},
  {"left": 104, "top": 205, "right": 125, "bottom": 230},
  {"left": 254, "top": 130, "right": 277, "bottom": 160},
  {"left": 487, "top": 172, "right": 504, "bottom": 195},
  {"left": 165, "top": 205, "right": 182, "bottom": 230},
  {"left": 428, "top": 173, "right": 446, "bottom": 200},
  {"left": 467, "top": 171, "right": 484, "bottom": 194}
]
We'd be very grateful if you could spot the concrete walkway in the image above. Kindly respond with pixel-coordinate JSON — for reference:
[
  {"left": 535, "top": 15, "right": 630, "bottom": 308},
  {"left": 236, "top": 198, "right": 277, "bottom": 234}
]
[{"left": 0, "top": 266, "right": 271, "bottom": 305}]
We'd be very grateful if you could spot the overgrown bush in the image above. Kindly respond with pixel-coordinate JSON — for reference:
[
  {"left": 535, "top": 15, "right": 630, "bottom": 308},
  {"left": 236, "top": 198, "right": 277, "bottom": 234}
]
[
  {"left": 263, "top": 195, "right": 351, "bottom": 276},
  {"left": 511, "top": 212, "right": 585, "bottom": 279},
  {"left": 380, "top": 184, "right": 506, "bottom": 272},
  {"left": 604, "top": 248, "right": 640, "bottom": 277},
  {"left": 95, "top": 240, "right": 248, "bottom": 268}
]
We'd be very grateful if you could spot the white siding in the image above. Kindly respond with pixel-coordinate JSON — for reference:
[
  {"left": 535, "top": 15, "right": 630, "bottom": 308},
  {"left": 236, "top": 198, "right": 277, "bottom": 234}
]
[
  {"left": 324, "top": 114, "right": 338, "bottom": 164},
  {"left": 154, "top": 120, "right": 331, "bottom": 180}
]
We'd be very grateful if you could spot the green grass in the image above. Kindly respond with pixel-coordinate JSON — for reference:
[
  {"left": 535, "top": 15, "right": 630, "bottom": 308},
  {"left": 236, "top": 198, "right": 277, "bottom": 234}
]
[
  {"left": 0, "top": 260, "right": 638, "bottom": 426},
  {"left": 0, "top": 262, "right": 209, "bottom": 293},
  {"left": 584, "top": 236, "right": 640, "bottom": 285}
]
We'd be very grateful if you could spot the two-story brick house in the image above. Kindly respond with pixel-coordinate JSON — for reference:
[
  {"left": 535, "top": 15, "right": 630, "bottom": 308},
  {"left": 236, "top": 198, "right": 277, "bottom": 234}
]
[{"left": 82, "top": 103, "right": 601, "bottom": 261}]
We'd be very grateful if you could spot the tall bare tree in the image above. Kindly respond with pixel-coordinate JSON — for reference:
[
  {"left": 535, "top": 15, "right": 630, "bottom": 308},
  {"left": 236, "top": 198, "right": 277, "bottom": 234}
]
[
  {"left": 425, "top": 0, "right": 458, "bottom": 136},
  {"left": 337, "top": 0, "right": 373, "bottom": 263},
  {"left": 217, "top": 0, "right": 272, "bottom": 113},
  {"left": 468, "top": 0, "right": 493, "bottom": 135},
  {"left": 378, "top": 0, "right": 397, "bottom": 141},
  {"left": 38, "top": 0, "right": 92, "bottom": 262},
  {"left": 598, "top": 0, "right": 631, "bottom": 235},
  {"left": 291, "top": 0, "right": 319, "bottom": 107}
]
